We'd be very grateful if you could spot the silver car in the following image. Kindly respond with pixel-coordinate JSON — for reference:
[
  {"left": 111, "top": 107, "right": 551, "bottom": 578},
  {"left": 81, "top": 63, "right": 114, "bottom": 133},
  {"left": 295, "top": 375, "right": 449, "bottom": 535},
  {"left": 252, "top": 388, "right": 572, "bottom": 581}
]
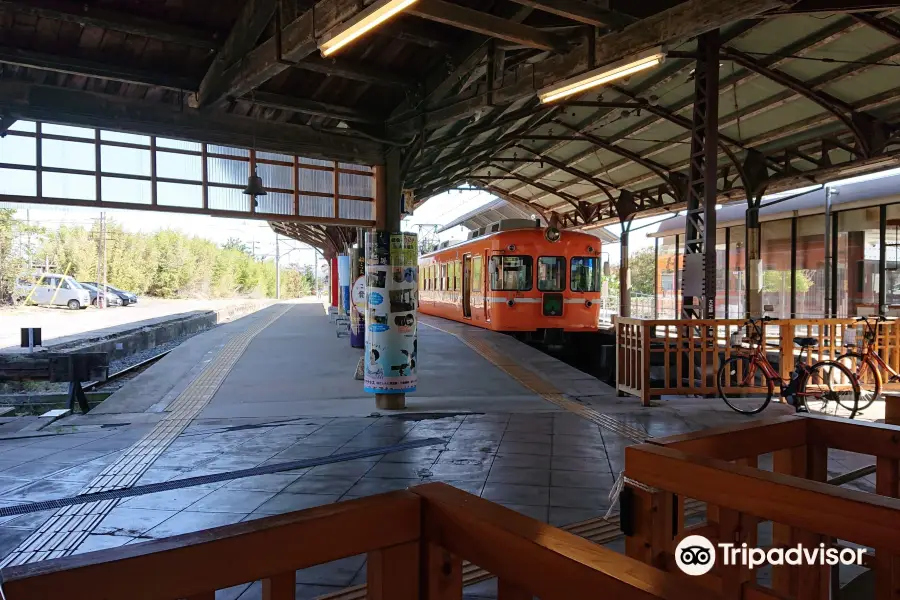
[{"left": 16, "top": 274, "right": 91, "bottom": 310}]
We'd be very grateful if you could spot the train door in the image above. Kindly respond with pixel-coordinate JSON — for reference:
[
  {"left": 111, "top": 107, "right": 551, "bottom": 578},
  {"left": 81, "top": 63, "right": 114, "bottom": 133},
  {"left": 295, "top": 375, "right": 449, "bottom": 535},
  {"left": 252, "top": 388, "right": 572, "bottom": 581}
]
[{"left": 462, "top": 254, "right": 472, "bottom": 318}]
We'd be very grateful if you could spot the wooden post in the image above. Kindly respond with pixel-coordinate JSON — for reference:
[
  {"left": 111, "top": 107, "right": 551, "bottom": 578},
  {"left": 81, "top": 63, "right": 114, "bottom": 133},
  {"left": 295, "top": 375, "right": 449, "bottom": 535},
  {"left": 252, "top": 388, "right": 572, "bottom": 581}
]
[
  {"left": 641, "top": 322, "right": 652, "bottom": 406},
  {"left": 624, "top": 485, "right": 674, "bottom": 569},
  {"left": 422, "top": 543, "right": 463, "bottom": 600},
  {"left": 876, "top": 456, "right": 900, "bottom": 600},
  {"left": 368, "top": 542, "right": 419, "bottom": 600},
  {"left": 333, "top": 160, "right": 340, "bottom": 219},
  {"left": 261, "top": 572, "right": 295, "bottom": 600},
  {"left": 201, "top": 143, "right": 209, "bottom": 210}
]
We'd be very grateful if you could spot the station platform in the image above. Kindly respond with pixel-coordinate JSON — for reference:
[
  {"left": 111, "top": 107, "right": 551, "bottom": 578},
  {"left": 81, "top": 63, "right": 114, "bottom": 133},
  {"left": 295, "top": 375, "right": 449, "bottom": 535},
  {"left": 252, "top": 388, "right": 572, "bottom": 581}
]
[{"left": 1, "top": 299, "right": 873, "bottom": 599}]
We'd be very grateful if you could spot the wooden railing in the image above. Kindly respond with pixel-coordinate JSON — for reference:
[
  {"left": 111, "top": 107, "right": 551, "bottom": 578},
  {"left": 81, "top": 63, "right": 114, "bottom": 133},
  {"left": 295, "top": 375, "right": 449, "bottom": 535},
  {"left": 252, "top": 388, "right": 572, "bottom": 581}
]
[
  {"left": 624, "top": 415, "right": 900, "bottom": 600},
  {"left": 0, "top": 483, "right": 713, "bottom": 600},
  {"left": 616, "top": 317, "right": 900, "bottom": 405}
]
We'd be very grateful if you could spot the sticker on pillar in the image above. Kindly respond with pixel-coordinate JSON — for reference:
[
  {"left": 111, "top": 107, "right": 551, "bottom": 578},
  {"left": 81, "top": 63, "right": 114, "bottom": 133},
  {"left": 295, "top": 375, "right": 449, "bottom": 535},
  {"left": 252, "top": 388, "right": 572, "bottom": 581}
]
[
  {"left": 352, "top": 277, "right": 367, "bottom": 312},
  {"left": 364, "top": 231, "right": 418, "bottom": 394}
]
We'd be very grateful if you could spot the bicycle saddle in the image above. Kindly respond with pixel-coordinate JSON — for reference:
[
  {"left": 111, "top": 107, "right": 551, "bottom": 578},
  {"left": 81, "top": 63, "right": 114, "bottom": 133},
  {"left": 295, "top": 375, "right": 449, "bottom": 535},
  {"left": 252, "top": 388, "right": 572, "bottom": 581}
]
[{"left": 793, "top": 337, "right": 818, "bottom": 347}]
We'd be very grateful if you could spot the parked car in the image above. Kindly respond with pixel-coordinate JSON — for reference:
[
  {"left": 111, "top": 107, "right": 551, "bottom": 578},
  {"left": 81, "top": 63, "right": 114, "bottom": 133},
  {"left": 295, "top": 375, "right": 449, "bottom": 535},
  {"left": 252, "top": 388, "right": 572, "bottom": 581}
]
[
  {"left": 83, "top": 283, "right": 138, "bottom": 306},
  {"left": 79, "top": 282, "right": 122, "bottom": 307},
  {"left": 15, "top": 274, "right": 90, "bottom": 310}
]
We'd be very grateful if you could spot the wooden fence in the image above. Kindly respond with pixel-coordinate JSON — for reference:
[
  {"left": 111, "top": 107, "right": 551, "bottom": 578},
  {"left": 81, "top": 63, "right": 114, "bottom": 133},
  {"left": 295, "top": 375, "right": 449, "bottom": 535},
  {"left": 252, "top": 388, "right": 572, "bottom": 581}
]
[
  {"left": 624, "top": 415, "right": 900, "bottom": 600},
  {"left": 0, "top": 482, "right": 713, "bottom": 600},
  {"left": 616, "top": 317, "right": 900, "bottom": 405}
]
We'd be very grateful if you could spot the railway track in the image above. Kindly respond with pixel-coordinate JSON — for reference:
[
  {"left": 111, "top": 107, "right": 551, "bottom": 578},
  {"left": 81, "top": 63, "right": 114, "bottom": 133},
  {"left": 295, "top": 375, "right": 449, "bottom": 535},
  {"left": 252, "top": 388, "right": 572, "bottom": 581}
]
[{"left": 82, "top": 349, "right": 172, "bottom": 392}]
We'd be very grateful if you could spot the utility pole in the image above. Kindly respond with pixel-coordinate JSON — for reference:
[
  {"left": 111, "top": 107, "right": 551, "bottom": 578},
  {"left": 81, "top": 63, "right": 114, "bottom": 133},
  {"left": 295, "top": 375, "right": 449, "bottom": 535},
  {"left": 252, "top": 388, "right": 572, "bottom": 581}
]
[
  {"left": 275, "top": 234, "right": 281, "bottom": 300},
  {"left": 95, "top": 212, "right": 107, "bottom": 309}
]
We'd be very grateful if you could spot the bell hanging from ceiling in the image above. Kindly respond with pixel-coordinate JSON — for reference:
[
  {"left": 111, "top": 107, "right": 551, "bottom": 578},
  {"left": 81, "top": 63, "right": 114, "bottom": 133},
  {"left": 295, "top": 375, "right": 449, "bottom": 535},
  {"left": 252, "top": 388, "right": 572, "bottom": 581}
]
[{"left": 243, "top": 168, "right": 267, "bottom": 206}]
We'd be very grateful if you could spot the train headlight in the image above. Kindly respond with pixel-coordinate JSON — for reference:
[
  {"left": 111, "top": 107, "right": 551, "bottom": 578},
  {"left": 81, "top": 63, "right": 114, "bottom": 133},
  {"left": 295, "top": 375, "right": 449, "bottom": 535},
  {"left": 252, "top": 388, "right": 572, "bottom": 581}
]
[
  {"left": 507, "top": 299, "right": 515, "bottom": 307},
  {"left": 587, "top": 245, "right": 594, "bottom": 254},
  {"left": 507, "top": 244, "right": 516, "bottom": 252},
  {"left": 544, "top": 227, "right": 561, "bottom": 242},
  {"left": 585, "top": 300, "right": 593, "bottom": 308}
]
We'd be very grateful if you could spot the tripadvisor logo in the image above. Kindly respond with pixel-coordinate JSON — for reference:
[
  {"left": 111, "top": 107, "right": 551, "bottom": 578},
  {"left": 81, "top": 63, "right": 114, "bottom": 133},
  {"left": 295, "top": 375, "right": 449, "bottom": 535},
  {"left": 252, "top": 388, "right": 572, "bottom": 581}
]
[{"left": 675, "top": 535, "right": 866, "bottom": 577}]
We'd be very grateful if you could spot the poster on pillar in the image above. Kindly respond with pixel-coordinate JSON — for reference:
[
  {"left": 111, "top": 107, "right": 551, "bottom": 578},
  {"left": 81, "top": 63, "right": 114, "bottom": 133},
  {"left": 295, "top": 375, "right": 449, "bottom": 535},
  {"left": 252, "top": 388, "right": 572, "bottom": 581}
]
[{"left": 364, "top": 231, "right": 418, "bottom": 394}]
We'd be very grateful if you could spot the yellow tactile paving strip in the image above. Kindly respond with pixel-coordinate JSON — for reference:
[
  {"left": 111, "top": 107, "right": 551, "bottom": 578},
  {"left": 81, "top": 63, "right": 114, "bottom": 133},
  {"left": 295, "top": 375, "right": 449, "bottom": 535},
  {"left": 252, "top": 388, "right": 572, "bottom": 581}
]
[
  {"left": 422, "top": 320, "right": 648, "bottom": 444},
  {"left": 1, "top": 304, "right": 291, "bottom": 566}
]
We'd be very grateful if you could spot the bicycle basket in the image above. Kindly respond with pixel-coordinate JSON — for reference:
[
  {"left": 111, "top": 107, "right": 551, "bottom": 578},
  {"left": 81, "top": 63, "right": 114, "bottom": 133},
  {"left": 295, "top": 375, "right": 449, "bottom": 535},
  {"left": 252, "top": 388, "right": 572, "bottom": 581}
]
[{"left": 843, "top": 327, "right": 857, "bottom": 347}]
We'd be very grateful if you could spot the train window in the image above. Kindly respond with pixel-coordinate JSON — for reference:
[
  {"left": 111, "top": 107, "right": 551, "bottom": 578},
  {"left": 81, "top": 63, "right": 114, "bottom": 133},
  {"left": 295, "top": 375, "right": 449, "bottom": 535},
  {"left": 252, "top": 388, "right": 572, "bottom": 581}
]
[
  {"left": 538, "top": 257, "right": 566, "bottom": 292},
  {"left": 571, "top": 257, "right": 601, "bottom": 292},
  {"left": 472, "top": 256, "right": 482, "bottom": 292},
  {"left": 490, "top": 256, "right": 533, "bottom": 291}
]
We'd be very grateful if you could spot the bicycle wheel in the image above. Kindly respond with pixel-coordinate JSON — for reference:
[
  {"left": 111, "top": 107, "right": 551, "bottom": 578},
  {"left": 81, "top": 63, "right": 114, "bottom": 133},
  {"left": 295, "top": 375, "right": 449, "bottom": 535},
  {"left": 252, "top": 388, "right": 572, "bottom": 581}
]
[
  {"left": 800, "top": 360, "right": 861, "bottom": 418},
  {"left": 717, "top": 356, "right": 774, "bottom": 415},
  {"left": 835, "top": 352, "right": 879, "bottom": 411}
]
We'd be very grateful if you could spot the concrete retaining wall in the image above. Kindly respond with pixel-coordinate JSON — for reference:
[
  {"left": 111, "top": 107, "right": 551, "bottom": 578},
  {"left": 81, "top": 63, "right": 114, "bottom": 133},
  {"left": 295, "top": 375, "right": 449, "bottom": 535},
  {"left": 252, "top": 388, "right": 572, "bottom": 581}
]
[{"left": 48, "top": 300, "right": 273, "bottom": 361}]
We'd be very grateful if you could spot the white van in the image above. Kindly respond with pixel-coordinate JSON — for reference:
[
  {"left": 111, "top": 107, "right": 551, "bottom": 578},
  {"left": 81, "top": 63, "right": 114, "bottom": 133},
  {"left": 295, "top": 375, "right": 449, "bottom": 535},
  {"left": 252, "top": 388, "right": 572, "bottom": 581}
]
[{"left": 17, "top": 274, "right": 91, "bottom": 310}]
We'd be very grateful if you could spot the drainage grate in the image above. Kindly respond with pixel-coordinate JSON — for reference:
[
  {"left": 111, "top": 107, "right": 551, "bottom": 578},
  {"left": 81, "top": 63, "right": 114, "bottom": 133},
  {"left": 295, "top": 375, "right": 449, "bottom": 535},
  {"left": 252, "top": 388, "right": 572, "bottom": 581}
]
[{"left": 0, "top": 437, "right": 446, "bottom": 518}]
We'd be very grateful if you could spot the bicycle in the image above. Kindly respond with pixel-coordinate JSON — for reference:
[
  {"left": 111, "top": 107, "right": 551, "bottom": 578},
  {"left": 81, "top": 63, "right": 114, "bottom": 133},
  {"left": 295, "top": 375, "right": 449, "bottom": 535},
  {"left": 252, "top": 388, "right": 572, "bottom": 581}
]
[
  {"left": 837, "top": 315, "right": 899, "bottom": 411},
  {"left": 717, "top": 316, "right": 861, "bottom": 417}
]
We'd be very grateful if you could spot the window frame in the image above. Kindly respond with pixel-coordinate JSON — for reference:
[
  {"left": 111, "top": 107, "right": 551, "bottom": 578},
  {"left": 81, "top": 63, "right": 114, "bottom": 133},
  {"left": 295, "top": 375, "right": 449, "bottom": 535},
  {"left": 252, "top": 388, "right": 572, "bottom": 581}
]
[
  {"left": 570, "top": 256, "right": 602, "bottom": 292},
  {"left": 537, "top": 256, "right": 566, "bottom": 292},
  {"left": 490, "top": 255, "right": 534, "bottom": 292}
]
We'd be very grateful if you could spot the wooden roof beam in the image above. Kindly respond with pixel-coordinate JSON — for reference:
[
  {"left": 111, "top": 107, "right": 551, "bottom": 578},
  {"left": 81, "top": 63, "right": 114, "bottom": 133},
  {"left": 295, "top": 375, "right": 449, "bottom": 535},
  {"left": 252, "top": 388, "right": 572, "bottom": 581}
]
[
  {"left": 200, "top": 0, "right": 373, "bottom": 108},
  {"left": 0, "top": 46, "right": 199, "bottom": 91},
  {"left": 774, "top": 0, "right": 900, "bottom": 13},
  {"left": 505, "top": 0, "right": 637, "bottom": 29},
  {"left": 408, "top": 0, "right": 568, "bottom": 52},
  {"left": 194, "top": 0, "right": 278, "bottom": 108},
  {"left": 248, "top": 91, "right": 382, "bottom": 124},
  {"left": 290, "top": 56, "right": 415, "bottom": 88},
  {"left": 0, "top": 0, "right": 221, "bottom": 49},
  {"left": 0, "top": 81, "right": 383, "bottom": 165}
]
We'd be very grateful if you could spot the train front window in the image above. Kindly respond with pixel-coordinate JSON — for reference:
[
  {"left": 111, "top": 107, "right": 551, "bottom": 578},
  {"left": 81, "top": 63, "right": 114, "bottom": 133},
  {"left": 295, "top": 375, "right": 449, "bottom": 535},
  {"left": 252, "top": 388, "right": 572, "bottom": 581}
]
[
  {"left": 571, "top": 257, "right": 601, "bottom": 292},
  {"left": 538, "top": 257, "right": 566, "bottom": 292},
  {"left": 490, "top": 256, "right": 533, "bottom": 291}
]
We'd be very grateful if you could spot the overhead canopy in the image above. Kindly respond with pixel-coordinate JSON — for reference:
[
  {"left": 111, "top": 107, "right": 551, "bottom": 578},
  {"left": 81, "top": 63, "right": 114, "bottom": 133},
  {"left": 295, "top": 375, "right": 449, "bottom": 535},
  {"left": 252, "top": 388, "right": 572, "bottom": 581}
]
[{"left": 3, "top": 0, "right": 900, "bottom": 251}]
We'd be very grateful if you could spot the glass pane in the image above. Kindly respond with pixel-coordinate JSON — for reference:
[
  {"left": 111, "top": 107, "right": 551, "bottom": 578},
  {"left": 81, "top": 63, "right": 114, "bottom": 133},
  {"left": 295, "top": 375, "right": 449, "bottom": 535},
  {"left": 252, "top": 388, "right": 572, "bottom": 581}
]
[
  {"left": 0, "top": 168, "right": 36, "bottom": 195},
  {"left": 630, "top": 243, "right": 656, "bottom": 318},
  {"left": 208, "top": 158, "right": 247, "bottom": 185},
  {"left": 157, "top": 152, "right": 202, "bottom": 181},
  {"left": 299, "top": 157, "right": 332, "bottom": 167},
  {"left": 157, "top": 181, "right": 202, "bottom": 208},
  {"left": 537, "top": 256, "right": 565, "bottom": 291},
  {"left": 715, "top": 229, "right": 727, "bottom": 318},
  {"left": 794, "top": 216, "right": 825, "bottom": 319},
  {"left": 208, "top": 145, "right": 249, "bottom": 158},
  {"left": 257, "top": 163, "right": 292, "bottom": 190},
  {"left": 256, "top": 192, "right": 293, "bottom": 216},
  {"left": 9, "top": 120, "right": 36, "bottom": 133},
  {"left": 339, "top": 199, "right": 371, "bottom": 221},
  {"left": 298, "top": 167, "right": 334, "bottom": 194},
  {"left": 729, "top": 226, "right": 746, "bottom": 319},
  {"left": 490, "top": 256, "right": 533, "bottom": 291},
  {"left": 838, "top": 207, "right": 880, "bottom": 317},
  {"left": 42, "top": 123, "right": 94, "bottom": 138},
  {"left": 42, "top": 172, "right": 95, "bottom": 200},
  {"left": 0, "top": 135, "right": 36, "bottom": 166},
  {"left": 101, "top": 146, "right": 151, "bottom": 176},
  {"left": 571, "top": 257, "right": 600, "bottom": 292},
  {"left": 43, "top": 139, "right": 95, "bottom": 171},
  {"left": 101, "top": 177, "right": 152, "bottom": 204},
  {"left": 472, "top": 256, "right": 482, "bottom": 292},
  {"left": 157, "top": 138, "right": 201, "bottom": 152},
  {"left": 208, "top": 186, "right": 250, "bottom": 212},
  {"left": 298, "top": 194, "right": 332, "bottom": 218},
  {"left": 885, "top": 205, "right": 900, "bottom": 310},
  {"left": 657, "top": 236, "right": 677, "bottom": 319},
  {"left": 101, "top": 131, "right": 150, "bottom": 145},
  {"left": 760, "top": 220, "right": 792, "bottom": 319},
  {"left": 338, "top": 172, "right": 372, "bottom": 197},
  {"left": 257, "top": 151, "right": 291, "bottom": 162}
]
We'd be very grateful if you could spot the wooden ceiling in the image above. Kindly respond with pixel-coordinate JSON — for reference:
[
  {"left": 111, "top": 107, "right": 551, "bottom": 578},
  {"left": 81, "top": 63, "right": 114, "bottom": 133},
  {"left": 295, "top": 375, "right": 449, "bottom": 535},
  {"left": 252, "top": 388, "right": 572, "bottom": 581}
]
[{"left": 3, "top": 0, "right": 900, "bottom": 249}]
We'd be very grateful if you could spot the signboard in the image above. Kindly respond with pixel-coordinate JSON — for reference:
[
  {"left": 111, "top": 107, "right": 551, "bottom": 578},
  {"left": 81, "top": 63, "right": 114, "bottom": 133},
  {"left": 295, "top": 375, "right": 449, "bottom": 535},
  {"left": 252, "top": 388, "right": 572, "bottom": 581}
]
[{"left": 363, "top": 232, "right": 418, "bottom": 394}]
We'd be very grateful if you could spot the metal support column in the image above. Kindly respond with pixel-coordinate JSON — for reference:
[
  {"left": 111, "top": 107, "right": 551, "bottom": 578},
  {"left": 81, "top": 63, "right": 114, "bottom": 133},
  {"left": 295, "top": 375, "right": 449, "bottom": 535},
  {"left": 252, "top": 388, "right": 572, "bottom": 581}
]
[{"left": 681, "top": 30, "right": 720, "bottom": 319}]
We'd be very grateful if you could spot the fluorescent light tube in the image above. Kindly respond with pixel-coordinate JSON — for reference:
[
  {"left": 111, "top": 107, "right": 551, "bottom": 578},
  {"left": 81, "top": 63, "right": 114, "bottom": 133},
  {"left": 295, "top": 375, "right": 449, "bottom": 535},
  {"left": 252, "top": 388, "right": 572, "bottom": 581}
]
[
  {"left": 319, "top": 0, "right": 418, "bottom": 57},
  {"left": 538, "top": 47, "right": 665, "bottom": 104}
]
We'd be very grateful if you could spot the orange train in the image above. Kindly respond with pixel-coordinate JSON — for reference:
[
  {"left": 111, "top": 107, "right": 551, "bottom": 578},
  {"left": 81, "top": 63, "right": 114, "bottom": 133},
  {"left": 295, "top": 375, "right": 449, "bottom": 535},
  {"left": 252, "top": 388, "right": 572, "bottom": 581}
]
[{"left": 418, "top": 221, "right": 603, "bottom": 344}]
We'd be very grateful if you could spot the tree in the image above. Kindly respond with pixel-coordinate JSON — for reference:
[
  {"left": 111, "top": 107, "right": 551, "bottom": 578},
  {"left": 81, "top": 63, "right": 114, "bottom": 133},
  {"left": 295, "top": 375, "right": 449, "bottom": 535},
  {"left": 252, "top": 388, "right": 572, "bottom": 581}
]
[
  {"left": 0, "top": 210, "right": 43, "bottom": 303},
  {"left": 222, "top": 237, "right": 250, "bottom": 255},
  {"left": 629, "top": 247, "right": 656, "bottom": 296}
]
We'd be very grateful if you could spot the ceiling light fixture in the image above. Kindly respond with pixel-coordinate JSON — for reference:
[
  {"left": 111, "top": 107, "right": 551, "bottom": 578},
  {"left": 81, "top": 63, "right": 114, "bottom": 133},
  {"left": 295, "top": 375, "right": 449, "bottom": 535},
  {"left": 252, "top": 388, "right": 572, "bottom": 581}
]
[
  {"left": 319, "top": 0, "right": 418, "bottom": 57},
  {"left": 538, "top": 47, "right": 666, "bottom": 104}
]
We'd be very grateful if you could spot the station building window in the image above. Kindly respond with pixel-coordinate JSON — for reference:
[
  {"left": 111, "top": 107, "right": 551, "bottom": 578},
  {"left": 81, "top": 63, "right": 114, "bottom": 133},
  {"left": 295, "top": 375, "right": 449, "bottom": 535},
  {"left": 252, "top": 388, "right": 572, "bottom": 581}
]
[
  {"left": 728, "top": 226, "right": 746, "bottom": 319},
  {"left": 794, "top": 215, "right": 826, "bottom": 319},
  {"left": 761, "top": 219, "right": 792, "bottom": 319},
  {"left": 837, "top": 207, "right": 880, "bottom": 317},
  {"left": 537, "top": 257, "right": 566, "bottom": 291},
  {"left": 571, "top": 257, "right": 601, "bottom": 292},
  {"left": 490, "top": 256, "right": 533, "bottom": 291}
]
